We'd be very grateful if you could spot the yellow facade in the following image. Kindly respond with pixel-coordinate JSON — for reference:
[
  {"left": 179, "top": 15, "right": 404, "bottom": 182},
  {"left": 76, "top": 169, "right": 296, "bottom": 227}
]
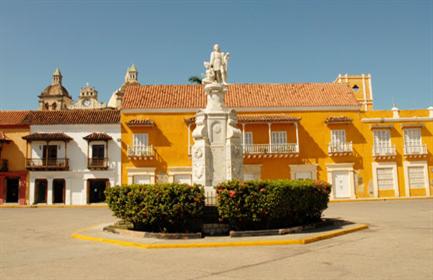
[
  {"left": 121, "top": 76, "right": 432, "bottom": 200},
  {"left": 1, "top": 127, "right": 28, "bottom": 171}
]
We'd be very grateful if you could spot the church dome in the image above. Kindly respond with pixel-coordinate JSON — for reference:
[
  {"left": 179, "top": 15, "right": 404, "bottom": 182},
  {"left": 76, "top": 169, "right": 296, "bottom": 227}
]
[{"left": 39, "top": 84, "right": 71, "bottom": 98}]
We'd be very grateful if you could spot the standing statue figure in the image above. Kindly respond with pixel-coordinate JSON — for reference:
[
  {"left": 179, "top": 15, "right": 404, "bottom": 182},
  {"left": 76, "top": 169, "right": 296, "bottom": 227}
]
[{"left": 208, "top": 44, "right": 230, "bottom": 85}]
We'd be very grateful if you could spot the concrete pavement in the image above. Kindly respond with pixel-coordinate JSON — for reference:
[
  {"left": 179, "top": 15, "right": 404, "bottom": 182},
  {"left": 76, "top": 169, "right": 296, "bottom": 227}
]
[{"left": 1, "top": 200, "right": 432, "bottom": 280}]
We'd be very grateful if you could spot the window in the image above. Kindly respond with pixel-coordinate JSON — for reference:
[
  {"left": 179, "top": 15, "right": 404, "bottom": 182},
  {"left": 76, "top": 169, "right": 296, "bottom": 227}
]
[
  {"left": 133, "top": 175, "right": 151, "bottom": 184},
  {"left": 271, "top": 131, "right": 287, "bottom": 144},
  {"left": 173, "top": 174, "right": 192, "bottom": 184},
  {"left": 373, "top": 129, "right": 391, "bottom": 147},
  {"left": 295, "top": 171, "right": 312, "bottom": 180},
  {"left": 42, "top": 145, "right": 57, "bottom": 160},
  {"left": 376, "top": 167, "right": 394, "bottom": 190},
  {"left": 243, "top": 132, "right": 253, "bottom": 145},
  {"left": 352, "top": 85, "right": 359, "bottom": 92},
  {"left": 92, "top": 145, "right": 105, "bottom": 159},
  {"left": 133, "top": 133, "right": 148, "bottom": 147},
  {"left": 331, "top": 130, "right": 346, "bottom": 145},
  {"left": 404, "top": 128, "right": 421, "bottom": 147},
  {"left": 408, "top": 166, "right": 425, "bottom": 189}
]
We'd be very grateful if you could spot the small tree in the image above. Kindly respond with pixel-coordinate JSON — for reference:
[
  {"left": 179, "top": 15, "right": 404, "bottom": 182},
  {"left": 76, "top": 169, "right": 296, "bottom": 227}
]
[{"left": 188, "top": 76, "right": 202, "bottom": 84}]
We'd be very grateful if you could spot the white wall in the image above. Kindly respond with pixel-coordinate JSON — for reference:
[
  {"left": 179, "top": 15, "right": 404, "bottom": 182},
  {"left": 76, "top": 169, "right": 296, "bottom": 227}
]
[{"left": 28, "top": 124, "right": 121, "bottom": 205}]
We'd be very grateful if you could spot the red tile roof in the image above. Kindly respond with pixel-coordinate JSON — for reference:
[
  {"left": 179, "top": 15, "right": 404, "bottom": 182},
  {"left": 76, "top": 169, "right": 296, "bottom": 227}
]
[
  {"left": 0, "top": 111, "right": 30, "bottom": 127},
  {"left": 122, "top": 83, "right": 360, "bottom": 110},
  {"left": 24, "top": 110, "right": 120, "bottom": 125},
  {"left": 83, "top": 132, "right": 113, "bottom": 141},
  {"left": 22, "top": 133, "right": 73, "bottom": 142}
]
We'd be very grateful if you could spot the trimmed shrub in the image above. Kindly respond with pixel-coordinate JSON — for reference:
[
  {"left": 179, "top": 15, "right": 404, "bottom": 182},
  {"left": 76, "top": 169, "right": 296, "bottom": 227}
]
[
  {"left": 216, "top": 179, "right": 331, "bottom": 230},
  {"left": 105, "top": 183, "right": 205, "bottom": 233}
]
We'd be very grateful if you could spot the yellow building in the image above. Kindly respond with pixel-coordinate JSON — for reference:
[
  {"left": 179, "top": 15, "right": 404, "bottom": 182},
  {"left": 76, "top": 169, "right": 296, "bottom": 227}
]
[
  {"left": 0, "top": 111, "right": 30, "bottom": 204},
  {"left": 120, "top": 75, "right": 432, "bottom": 200}
]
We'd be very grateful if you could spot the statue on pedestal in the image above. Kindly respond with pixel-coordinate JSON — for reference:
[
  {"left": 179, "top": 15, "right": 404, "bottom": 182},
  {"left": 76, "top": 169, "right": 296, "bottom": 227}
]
[
  {"left": 203, "top": 44, "right": 230, "bottom": 85},
  {"left": 192, "top": 44, "right": 242, "bottom": 190}
]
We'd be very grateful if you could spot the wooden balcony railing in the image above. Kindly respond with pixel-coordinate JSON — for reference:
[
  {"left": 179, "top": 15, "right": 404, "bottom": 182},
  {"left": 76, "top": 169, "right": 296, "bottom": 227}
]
[
  {"left": 88, "top": 158, "right": 109, "bottom": 170},
  {"left": 26, "top": 158, "right": 69, "bottom": 171},
  {"left": 328, "top": 142, "right": 353, "bottom": 156},
  {"left": 404, "top": 144, "right": 427, "bottom": 157},
  {"left": 127, "top": 145, "right": 155, "bottom": 159}
]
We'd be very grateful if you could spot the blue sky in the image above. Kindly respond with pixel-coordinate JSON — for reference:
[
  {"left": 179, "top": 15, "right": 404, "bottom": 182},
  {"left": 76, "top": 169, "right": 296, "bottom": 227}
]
[{"left": 0, "top": 0, "right": 432, "bottom": 110}]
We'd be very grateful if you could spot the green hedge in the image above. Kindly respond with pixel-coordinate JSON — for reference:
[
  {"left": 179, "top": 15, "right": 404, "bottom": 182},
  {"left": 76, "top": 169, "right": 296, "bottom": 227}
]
[
  {"left": 105, "top": 183, "right": 205, "bottom": 233},
  {"left": 216, "top": 179, "right": 331, "bottom": 230}
]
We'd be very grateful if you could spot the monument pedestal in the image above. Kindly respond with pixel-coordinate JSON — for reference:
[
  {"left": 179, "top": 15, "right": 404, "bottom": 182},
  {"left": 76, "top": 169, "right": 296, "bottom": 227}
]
[{"left": 191, "top": 83, "right": 243, "bottom": 194}]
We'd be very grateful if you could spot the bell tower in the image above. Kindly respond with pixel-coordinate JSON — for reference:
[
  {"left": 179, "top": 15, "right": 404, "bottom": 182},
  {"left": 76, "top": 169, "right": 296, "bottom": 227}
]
[
  {"left": 124, "top": 64, "right": 138, "bottom": 84},
  {"left": 38, "top": 68, "right": 72, "bottom": 111},
  {"left": 335, "top": 73, "right": 374, "bottom": 111},
  {"left": 52, "top": 68, "right": 63, "bottom": 85}
]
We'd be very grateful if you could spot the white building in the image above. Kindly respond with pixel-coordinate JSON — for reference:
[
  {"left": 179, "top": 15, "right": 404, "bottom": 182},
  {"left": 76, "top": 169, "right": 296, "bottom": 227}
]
[{"left": 23, "top": 110, "right": 121, "bottom": 205}]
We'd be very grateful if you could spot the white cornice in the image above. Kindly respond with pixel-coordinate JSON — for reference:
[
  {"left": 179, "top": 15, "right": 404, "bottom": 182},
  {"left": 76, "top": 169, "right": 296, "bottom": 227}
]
[
  {"left": 122, "top": 105, "right": 361, "bottom": 114},
  {"left": 362, "top": 117, "right": 433, "bottom": 123}
]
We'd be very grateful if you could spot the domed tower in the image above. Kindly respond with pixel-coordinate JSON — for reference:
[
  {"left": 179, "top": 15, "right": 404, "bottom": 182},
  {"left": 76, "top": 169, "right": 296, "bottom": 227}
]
[{"left": 38, "top": 68, "right": 72, "bottom": 111}]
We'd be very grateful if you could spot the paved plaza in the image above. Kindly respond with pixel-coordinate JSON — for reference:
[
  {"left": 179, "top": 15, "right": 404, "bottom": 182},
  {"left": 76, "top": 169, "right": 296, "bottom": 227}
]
[{"left": 1, "top": 199, "right": 432, "bottom": 280}]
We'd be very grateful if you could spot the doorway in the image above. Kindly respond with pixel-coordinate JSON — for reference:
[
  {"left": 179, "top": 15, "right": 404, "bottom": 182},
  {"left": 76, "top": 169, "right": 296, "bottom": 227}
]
[
  {"left": 53, "top": 179, "right": 65, "bottom": 204},
  {"left": 88, "top": 179, "right": 109, "bottom": 203},
  {"left": 333, "top": 171, "right": 351, "bottom": 198},
  {"left": 43, "top": 145, "right": 57, "bottom": 166},
  {"left": 5, "top": 178, "right": 19, "bottom": 203},
  {"left": 34, "top": 179, "right": 47, "bottom": 204}
]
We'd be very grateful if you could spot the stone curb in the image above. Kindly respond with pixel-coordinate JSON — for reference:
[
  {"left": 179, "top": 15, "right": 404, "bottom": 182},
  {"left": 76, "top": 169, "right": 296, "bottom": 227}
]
[
  {"left": 229, "top": 219, "right": 339, "bottom": 238},
  {"left": 103, "top": 225, "right": 202, "bottom": 239},
  {"left": 71, "top": 223, "right": 369, "bottom": 249}
]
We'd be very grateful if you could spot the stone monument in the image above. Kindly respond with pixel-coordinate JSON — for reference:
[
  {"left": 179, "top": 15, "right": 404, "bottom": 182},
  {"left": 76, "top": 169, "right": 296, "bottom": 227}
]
[{"left": 192, "top": 44, "right": 243, "bottom": 195}]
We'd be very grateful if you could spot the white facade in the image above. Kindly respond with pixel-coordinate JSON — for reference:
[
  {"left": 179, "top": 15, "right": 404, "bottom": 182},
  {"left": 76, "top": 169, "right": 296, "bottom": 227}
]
[{"left": 28, "top": 124, "right": 121, "bottom": 205}]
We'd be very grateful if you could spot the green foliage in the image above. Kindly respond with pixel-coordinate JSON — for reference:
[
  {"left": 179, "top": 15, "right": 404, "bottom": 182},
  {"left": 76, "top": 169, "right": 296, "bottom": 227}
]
[
  {"left": 216, "top": 179, "right": 331, "bottom": 230},
  {"left": 105, "top": 183, "right": 205, "bottom": 233},
  {"left": 188, "top": 76, "right": 202, "bottom": 84}
]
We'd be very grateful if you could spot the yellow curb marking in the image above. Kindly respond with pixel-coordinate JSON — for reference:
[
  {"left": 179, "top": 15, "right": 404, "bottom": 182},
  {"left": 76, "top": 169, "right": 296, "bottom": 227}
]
[
  {"left": 71, "top": 224, "right": 369, "bottom": 249},
  {"left": 330, "top": 197, "right": 433, "bottom": 203}
]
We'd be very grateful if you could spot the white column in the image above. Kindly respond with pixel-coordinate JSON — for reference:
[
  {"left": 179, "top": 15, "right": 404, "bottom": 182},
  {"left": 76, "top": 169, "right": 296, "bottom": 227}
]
[
  {"left": 47, "top": 178, "right": 53, "bottom": 205},
  {"left": 295, "top": 122, "right": 299, "bottom": 153},
  {"left": 29, "top": 178, "right": 35, "bottom": 205},
  {"left": 242, "top": 124, "right": 245, "bottom": 152},
  {"left": 82, "top": 179, "right": 88, "bottom": 205},
  {"left": 351, "top": 171, "right": 356, "bottom": 199},
  {"left": 268, "top": 123, "right": 272, "bottom": 153},
  {"left": 65, "top": 178, "right": 71, "bottom": 205}
]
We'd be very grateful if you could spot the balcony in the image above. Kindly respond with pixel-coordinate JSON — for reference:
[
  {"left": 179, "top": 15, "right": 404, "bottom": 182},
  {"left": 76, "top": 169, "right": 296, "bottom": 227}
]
[
  {"left": 328, "top": 142, "right": 353, "bottom": 156},
  {"left": 404, "top": 144, "right": 427, "bottom": 158},
  {"left": 26, "top": 158, "right": 69, "bottom": 171},
  {"left": 88, "top": 158, "right": 109, "bottom": 170},
  {"left": 127, "top": 145, "right": 155, "bottom": 160},
  {"left": 243, "top": 143, "right": 299, "bottom": 159},
  {"left": 372, "top": 145, "right": 396, "bottom": 160}
]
